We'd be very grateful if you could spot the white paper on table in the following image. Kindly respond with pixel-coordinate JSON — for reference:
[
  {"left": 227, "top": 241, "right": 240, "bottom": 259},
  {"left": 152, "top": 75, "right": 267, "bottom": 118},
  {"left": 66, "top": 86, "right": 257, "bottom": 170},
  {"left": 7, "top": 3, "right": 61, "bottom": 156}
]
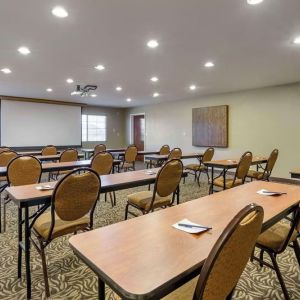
[
  {"left": 144, "top": 170, "right": 156, "bottom": 175},
  {"left": 35, "top": 185, "right": 54, "bottom": 191},
  {"left": 257, "top": 189, "right": 286, "bottom": 196},
  {"left": 172, "top": 218, "right": 211, "bottom": 234}
]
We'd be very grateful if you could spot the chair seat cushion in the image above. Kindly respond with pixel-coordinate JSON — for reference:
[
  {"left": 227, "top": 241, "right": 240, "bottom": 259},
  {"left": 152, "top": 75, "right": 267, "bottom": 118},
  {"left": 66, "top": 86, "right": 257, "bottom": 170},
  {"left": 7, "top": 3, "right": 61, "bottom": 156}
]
[
  {"left": 213, "top": 177, "right": 243, "bottom": 189},
  {"left": 0, "top": 176, "right": 7, "bottom": 182},
  {"left": 257, "top": 222, "right": 298, "bottom": 251},
  {"left": 33, "top": 211, "right": 89, "bottom": 239},
  {"left": 122, "top": 162, "right": 134, "bottom": 169},
  {"left": 247, "top": 169, "right": 264, "bottom": 180},
  {"left": 185, "top": 164, "right": 207, "bottom": 171},
  {"left": 127, "top": 191, "right": 172, "bottom": 210}
]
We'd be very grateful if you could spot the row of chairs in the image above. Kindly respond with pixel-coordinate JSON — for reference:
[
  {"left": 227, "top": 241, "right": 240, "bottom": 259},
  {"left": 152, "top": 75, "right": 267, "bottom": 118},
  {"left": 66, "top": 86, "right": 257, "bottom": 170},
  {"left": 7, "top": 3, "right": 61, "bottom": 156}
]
[{"left": 210, "top": 149, "right": 278, "bottom": 193}]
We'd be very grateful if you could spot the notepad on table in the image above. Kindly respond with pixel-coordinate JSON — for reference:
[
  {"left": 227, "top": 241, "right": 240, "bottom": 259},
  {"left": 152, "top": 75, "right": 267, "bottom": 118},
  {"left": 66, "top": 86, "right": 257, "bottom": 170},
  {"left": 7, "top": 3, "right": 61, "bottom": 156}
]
[
  {"left": 173, "top": 218, "right": 212, "bottom": 234},
  {"left": 257, "top": 189, "right": 287, "bottom": 196}
]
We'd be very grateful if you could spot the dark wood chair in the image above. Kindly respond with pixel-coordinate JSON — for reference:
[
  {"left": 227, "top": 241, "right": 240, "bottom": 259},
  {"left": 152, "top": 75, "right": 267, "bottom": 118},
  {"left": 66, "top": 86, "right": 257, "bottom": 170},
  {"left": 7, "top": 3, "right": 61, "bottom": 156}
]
[
  {"left": 252, "top": 206, "right": 300, "bottom": 299},
  {"left": 125, "top": 159, "right": 183, "bottom": 219},
  {"left": 31, "top": 168, "right": 101, "bottom": 298}
]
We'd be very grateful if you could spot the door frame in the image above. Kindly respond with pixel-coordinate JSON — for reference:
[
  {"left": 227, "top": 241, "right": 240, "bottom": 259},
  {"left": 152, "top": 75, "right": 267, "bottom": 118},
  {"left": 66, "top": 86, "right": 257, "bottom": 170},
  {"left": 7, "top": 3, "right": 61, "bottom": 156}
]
[{"left": 130, "top": 113, "right": 146, "bottom": 150}]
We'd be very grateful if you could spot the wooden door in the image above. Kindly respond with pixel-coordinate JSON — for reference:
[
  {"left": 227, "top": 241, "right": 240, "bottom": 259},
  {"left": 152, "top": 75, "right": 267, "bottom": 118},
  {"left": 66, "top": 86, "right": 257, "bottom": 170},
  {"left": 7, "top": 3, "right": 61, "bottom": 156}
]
[{"left": 133, "top": 115, "right": 145, "bottom": 161}]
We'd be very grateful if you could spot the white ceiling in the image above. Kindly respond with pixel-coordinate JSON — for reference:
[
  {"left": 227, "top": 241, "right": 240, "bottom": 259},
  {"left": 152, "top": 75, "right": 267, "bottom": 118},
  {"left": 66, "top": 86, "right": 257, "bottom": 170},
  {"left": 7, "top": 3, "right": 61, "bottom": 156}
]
[{"left": 0, "top": 0, "right": 300, "bottom": 107}]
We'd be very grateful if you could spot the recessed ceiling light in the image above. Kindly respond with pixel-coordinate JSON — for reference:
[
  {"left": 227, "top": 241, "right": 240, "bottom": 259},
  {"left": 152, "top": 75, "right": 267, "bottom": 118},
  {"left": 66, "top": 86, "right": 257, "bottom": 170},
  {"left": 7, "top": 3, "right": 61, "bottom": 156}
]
[
  {"left": 18, "top": 46, "right": 30, "bottom": 55},
  {"left": 1, "top": 68, "right": 12, "bottom": 74},
  {"left": 66, "top": 78, "right": 74, "bottom": 83},
  {"left": 126, "top": 98, "right": 132, "bottom": 102},
  {"left": 91, "top": 94, "right": 97, "bottom": 98},
  {"left": 151, "top": 76, "right": 159, "bottom": 82},
  {"left": 153, "top": 93, "right": 160, "bottom": 98},
  {"left": 116, "top": 86, "right": 122, "bottom": 91},
  {"left": 189, "top": 85, "right": 196, "bottom": 91},
  {"left": 46, "top": 88, "right": 53, "bottom": 92},
  {"left": 204, "top": 61, "right": 215, "bottom": 68},
  {"left": 247, "top": 0, "right": 264, "bottom": 5},
  {"left": 147, "top": 40, "right": 159, "bottom": 48},
  {"left": 95, "top": 64, "right": 105, "bottom": 71},
  {"left": 293, "top": 36, "right": 300, "bottom": 44},
  {"left": 52, "top": 6, "right": 68, "bottom": 18}
]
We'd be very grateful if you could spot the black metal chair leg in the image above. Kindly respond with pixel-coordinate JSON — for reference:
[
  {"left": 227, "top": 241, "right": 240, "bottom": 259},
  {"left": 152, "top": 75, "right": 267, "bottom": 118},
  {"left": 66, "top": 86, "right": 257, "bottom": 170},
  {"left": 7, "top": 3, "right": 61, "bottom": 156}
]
[
  {"left": 125, "top": 204, "right": 129, "bottom": 220},
  {"left": 24, "top": 207, "right": 32, "bottom": 299},
  {"left": 269, "top": 253, "right": 290, "bottom": 300},
  {"left": 293, "top": 240, "right": 300, "bottom": 266},
  {"left": 40, "top": 242, "right": 50, "bottom": 298},
  {"left": 259, "top": 249, "right": 264, "bottom": 267}
]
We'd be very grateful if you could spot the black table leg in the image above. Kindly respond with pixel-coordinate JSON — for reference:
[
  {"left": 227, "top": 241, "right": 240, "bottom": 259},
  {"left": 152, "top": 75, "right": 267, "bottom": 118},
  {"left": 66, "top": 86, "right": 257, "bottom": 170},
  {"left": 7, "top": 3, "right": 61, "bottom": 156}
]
[
  {"left": 98, "top": 277, "right": 105, "bottom": 300},
  {"left": 17, "top": 207, "right": 22, "bottom": 278},
  {"left": 210, "top": 166, "right": 214, "bottom": 193},
  {"left": 223, "top": 169, "right": 226, "bottom": 190},
  {"left": 24, "top": 207, "right": 32, "bottom": 299},
  {"left": 176, "top": 186, "right": 180, "bottom": 205}
]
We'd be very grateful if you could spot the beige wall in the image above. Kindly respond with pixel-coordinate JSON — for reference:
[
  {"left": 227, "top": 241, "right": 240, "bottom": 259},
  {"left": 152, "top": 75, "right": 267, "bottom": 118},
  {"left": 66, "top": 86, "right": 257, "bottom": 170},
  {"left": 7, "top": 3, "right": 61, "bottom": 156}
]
[
  {"left": 125, "top": 82, "right": 300, "bottom": 179},
  {"left": 82, "top": 105, "right": 126, "bottom": 149}
]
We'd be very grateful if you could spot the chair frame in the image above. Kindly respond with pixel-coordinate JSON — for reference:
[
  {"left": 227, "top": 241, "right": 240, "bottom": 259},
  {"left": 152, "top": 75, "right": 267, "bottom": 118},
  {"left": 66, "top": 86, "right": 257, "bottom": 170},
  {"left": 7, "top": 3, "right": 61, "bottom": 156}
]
[
  {"left": 167, "top": 147, "right": 182, "bottom": 161},
  {"left": 251, "top": 207, "right": 300, "bottom": 300},
  {"left": 91, "top": 151, "right": 116, "bottom": 207},
  {"left": 185, "top": 147, "right": 214, "bottom": 187},
  {"left": 193, "top": 203, "right": 264, "bottom": 300},
  {"left": 146, "top": 144, "right": 170, "bottom": 169},
  {"left": 209, "top": 151, "right": 252, "bottom": 194},
  {"left": 121, "top": 145, "right": 138, "bottom": 172},
  {"left": 248, "top": 149, "right": 279, "bottom": 182},
  {"left": 125, "top": 159, "right": 183, "bottom": 219},
  {"left": 30, "top": 167, "right": 101, "bottom": 298},
  {"left": 0, "top": 150, "right": 19, "bottom": 232}
]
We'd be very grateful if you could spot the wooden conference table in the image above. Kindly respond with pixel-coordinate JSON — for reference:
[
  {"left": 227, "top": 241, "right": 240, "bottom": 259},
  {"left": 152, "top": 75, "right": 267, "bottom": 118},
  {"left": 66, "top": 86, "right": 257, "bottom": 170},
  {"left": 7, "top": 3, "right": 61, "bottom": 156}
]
[
  {"left": 81, "top": 148, "right": 159, "bottom": 159},
  {"left": 145, "top": 153, "right": 203, "bottom": 168},
  {"left": 290, "top": 168, "right": 300, "bottom": 179},
  {"left": 0, "top": 159, "right": 122, "bottom": 177},
  {"left": 6, "top": 168, "right": 187, "bottom": 299},
  {"left": 69, "top": 181, "right": 300, "bottom": 300},
  {"left": 205, "top": 156, "right": 268, "bottom": 191}
]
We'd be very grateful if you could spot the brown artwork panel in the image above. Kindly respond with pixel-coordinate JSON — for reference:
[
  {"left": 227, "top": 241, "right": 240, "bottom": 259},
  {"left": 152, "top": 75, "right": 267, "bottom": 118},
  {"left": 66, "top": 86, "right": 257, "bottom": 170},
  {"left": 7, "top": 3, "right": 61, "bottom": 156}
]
[{"left": 192, "top": 105, "right": 228, "bottom": 147}]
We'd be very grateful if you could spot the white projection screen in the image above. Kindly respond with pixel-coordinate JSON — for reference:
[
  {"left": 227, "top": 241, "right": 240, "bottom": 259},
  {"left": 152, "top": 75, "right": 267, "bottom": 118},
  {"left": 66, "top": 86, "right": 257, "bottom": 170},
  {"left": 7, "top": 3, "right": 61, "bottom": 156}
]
[{"left": 0, "top": 100, "right": 82, "bottom": 147}]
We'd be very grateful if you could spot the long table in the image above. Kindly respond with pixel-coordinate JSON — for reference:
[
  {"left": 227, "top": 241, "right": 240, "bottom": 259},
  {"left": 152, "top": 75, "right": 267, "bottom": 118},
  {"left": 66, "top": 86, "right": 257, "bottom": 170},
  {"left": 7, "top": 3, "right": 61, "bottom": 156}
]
[
  {"left": 69, "top": 181, "right": 300, "bottom": 300},
  {"left": 5, "top": 168, "right": 187, "bottom": 299},
  {"left": 290, "top": 168, "right": 300, "bottom": 179},
  {"left": 35, "top": 153, "right": 84, "bottom": 161},
  {"left": 205, "top": 156, "right": 268, "bottom": 191},
  {"left": 145, "top": 153, "right": 203, "bottom": 168},
  {"left": 81, "top": 148, "right": 159, "bottom": 159},
  {"left": 0, "top": 159, "right": 122, "bottom": 177}
]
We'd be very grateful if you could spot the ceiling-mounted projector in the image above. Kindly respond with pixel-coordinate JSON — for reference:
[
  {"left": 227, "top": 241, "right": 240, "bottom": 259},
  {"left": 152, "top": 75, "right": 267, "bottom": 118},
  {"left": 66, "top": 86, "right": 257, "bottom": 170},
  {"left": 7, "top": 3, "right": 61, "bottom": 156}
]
[{"left": 71, "top": 84, "right": 97, "bottom": 97}]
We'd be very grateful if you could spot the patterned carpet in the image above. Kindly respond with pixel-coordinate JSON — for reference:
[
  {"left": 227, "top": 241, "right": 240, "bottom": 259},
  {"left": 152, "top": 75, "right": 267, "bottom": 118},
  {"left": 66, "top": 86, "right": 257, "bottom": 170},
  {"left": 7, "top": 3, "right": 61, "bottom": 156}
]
[{"left": 0, "top": 172, "right": 299, "bottom": 300}]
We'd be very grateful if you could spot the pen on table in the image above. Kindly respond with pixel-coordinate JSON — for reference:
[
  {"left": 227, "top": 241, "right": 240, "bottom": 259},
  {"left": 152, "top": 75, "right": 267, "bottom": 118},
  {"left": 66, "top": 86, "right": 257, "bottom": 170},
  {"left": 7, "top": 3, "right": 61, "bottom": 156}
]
[
  {"left": 178, "top": 223, "right": 212, "bottom": 230},
  {"left": 263, "top": 191, "right": 287, "bottom": 194}
]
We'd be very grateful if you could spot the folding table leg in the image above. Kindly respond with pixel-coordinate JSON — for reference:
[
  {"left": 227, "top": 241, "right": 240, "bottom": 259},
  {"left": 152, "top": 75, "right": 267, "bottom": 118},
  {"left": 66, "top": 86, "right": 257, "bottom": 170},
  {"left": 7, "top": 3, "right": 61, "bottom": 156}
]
[
  {"left": 98, "top": 277, "right": 105, "bottom": 300},
  {"left": 24, "top": 207, "right": 32, "bottom": 299},
  {"left": 17, "top": 207, "right": 23, "bottom": 278}
]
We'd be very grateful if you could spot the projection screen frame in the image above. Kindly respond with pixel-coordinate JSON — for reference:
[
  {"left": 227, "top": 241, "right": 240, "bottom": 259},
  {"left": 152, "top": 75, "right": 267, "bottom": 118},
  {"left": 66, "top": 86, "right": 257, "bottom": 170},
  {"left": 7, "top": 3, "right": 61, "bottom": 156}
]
[{"left": 0, "top": 98, "right": 84, "bottom": 150}]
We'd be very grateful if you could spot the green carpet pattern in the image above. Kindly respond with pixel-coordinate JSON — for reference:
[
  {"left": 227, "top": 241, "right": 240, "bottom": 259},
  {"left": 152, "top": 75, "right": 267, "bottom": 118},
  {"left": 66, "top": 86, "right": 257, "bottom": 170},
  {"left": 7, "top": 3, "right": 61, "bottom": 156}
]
[{"left": 0, "top": 174, "right": 299, "bottom": 299}]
